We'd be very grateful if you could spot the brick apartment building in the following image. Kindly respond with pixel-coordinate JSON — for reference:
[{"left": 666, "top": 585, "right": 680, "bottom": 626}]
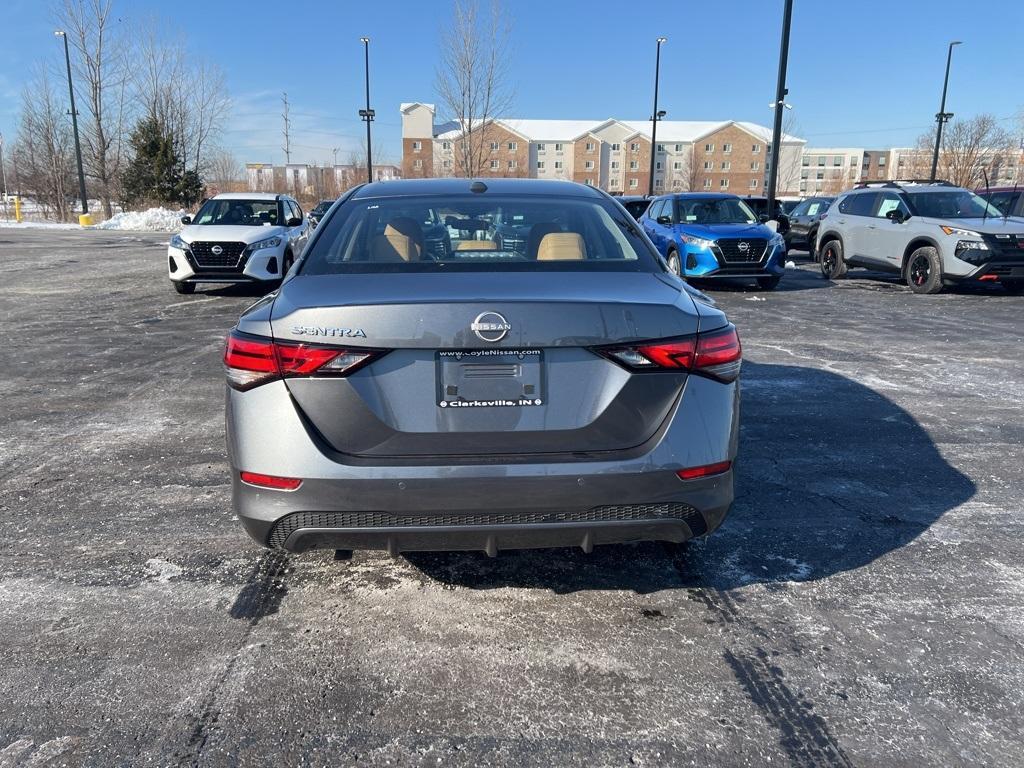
[
  {"left": 400, "top": 102, "right": 806, "bottom": 196},
  {"left": 245, "top": 162, "right": 401, "bottom": 199}
]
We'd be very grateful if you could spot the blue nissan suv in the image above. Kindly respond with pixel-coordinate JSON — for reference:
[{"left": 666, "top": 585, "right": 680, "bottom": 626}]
[{"left": 640, "top": 193, "right": 787, "bottom": 290}]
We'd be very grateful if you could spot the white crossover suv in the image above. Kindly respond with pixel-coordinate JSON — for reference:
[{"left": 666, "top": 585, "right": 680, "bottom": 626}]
[{"left": 168, "top": 192, "right": 310, "bottom": 294}]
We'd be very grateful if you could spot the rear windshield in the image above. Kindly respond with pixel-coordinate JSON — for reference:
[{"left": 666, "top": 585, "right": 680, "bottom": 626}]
[{"left": 300, "top": 193, "right": 660, "bottom": 274}]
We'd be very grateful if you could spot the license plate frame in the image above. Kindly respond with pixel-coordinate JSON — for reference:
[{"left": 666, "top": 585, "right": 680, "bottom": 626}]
[{"left": 435, "top": 349, "right": 546, "bottom": 409}]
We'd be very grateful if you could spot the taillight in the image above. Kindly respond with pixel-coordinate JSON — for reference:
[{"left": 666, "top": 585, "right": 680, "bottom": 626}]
[
  {"left": 677, "top": 461, "right": 732, "bottom": 480},
  {"left": 239, "top": 471, "right": 302, "bottom": 491},
  {"left": 597, "top": 324, "right": 741, "bottom": 382},
  {"left": 224, "top": 331, "right": 384, "bottom": 390}
]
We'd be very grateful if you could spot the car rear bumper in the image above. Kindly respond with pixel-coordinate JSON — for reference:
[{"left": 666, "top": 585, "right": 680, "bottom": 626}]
[{"left": 227, "top": 375, "right": 739, "bottom": 555}]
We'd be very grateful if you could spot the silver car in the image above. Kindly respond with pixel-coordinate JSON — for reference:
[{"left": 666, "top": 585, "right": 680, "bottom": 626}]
[{"left": 225, "top": 179, "right": 740, "bottom": 556}]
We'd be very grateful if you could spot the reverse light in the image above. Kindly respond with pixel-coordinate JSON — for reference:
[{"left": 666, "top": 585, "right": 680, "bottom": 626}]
[
  {"left": 598, "top": 324, "right": 742, "bottom": 382},
  {"left": 223, "top": 331, "right": 384, "bottom": 390},
  {"left": 239, "top": 471, "right": 302, "bottom": 491},
  {"left": 677, "top": 461, "right": 732, "bottom": 481}
]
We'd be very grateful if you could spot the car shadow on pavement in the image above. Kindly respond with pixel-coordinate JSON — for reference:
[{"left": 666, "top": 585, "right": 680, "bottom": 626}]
[{"left": 403, "top": 361, "right": 975, "bottom": 594}]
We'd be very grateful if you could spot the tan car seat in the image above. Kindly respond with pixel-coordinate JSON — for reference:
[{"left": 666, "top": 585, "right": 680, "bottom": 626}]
[
  {"left": 536, "top": 232, "right": 587, "bottom": 260},
  {"left": 455, "top": 240, "right": 498, "bottom": 251},
  {"left": 371, "top": 217, "right": 423, "bottom": 262}
]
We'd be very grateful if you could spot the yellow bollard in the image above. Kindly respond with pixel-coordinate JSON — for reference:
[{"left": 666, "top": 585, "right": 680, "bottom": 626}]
[
  {"left": 79, "top": 213, "right": 93, "bottom": 227},
  {"left": 14, "top": 196, "right": 22, "bottom": 223}
]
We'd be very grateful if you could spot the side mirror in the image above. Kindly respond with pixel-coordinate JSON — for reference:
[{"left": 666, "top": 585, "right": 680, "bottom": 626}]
[
  {"left": 656, "top": 215, "right": 672, "bottom": 226},
  {"left": 180, "top": 215, "right": 192, "bottom": 225},
  {"left": 286, "top": 216, "right": 302, "bottom": 227},
  {"left": 758, "top": 213, "right": 770, "bottom": 223},
  {"left": 886, "top": 209, "right": 909, "bottom": 223}
]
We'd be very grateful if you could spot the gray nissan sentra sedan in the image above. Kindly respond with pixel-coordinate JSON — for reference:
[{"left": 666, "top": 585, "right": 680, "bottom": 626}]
[{"left": 224, "top": 178, "right": 740, "bottom": 556}]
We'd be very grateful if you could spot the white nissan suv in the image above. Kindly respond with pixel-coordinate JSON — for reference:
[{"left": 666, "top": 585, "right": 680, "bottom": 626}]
[{"left": 168, "top": 192, "right": 310, "bottom": 294}]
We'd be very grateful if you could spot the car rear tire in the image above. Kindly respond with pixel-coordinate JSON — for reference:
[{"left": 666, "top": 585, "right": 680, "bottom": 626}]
[
  {"left": 666, "top": 248, "right": 682, "bottom": 276},
  {"left": 172, "top": 281, "right": 195, "bottom": 295},
  {"left": 820, "top": 240, "right": 846, "bottom": 280},
  {"left": 757, "top": 275, "right": 781, "bottom": 291},
  {"left": 808, "top": 229, "right": 818, "bottom": 259},
  {"left": 905, "top": 247, "right": 943, "bottom": 294}
]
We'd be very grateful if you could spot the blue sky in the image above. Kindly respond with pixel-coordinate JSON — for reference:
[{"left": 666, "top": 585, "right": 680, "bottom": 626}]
[{"left": 1, "top": 0, "right": 1021, "bottom": 167}]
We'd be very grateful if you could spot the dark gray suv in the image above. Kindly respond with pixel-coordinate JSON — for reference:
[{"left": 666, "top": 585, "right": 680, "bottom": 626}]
[{"left": 224, "top": 179, "right": 740, "bottom": 556}]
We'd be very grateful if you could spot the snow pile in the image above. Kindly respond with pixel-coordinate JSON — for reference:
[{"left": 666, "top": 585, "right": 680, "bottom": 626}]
[
  {"left": 95, "top": 207, "right": 186, "bottom": 232},
  {"left": 785, "top": 260, "right": 798, "bottom": 268}
]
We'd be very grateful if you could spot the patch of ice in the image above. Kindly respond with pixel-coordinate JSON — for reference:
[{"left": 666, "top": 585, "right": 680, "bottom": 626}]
[
  {"left": 0, "top": 220, "right": 81, "bottom": 229},
  {"left": 145, "top": 557, "right": 182, "bottom": 583},
  {"left": 94, "top": 207, "right": 186, "bottom": 232},
  {"left": 745, "top": 296, "right": 766, "bottom": 302}
]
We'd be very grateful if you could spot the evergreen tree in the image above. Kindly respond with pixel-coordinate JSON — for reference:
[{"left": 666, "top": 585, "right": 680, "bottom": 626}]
[{"left": 121, "top": 117, "right": 203, "bottom": 207}]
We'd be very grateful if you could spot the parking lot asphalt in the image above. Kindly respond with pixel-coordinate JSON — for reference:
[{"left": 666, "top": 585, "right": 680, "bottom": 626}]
[{"left": 1, "top": 228, "right": 1023, "bottom": 767}]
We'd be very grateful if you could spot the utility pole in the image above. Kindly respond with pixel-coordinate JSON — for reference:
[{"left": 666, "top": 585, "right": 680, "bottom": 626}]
[
  {"left": 281, "top": 92, "right": 291, "bottom": 164},
  {"left": 765, "top": 0, "right": 793, "bottom": 219},
  {"left": 55, "top": 30, "right": 89, "bottom": 221},
  {"left": 648, "top": 37, "right": 667, "bottom": 197},
  {"left": 0, "top": 133, "right": 8, "bottom": 221},
  {"left": 359, "top": 37, "right": 375, "bottom": 183},
  {"left": 332, "top": 147, "right": 339, "bottom": 166},
  {"left": 930, "top": 41, "right": 962, "bottom": 181}
]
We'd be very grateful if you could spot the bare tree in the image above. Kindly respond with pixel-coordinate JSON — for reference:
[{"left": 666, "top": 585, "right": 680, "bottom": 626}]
[
  {"left": 914, "top": 114, "right": 1014, "bottom": 188},
  {"left": 13, "top": 66, "right": 75, "bottom": 220},
  {"left": 57, "top": 0, "right": 129, "bottom": 218},
  {"left": 435, "top": 0, "right": 513, "bottom": 177},
  {"left": 206, "top": 148, "right": 242, "bottom": 191},
  {"left": 684, "top": 149, "right": 708, "bottom": 192}
]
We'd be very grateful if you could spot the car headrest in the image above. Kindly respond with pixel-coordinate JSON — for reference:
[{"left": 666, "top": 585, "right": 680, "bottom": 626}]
[
  {"left": 526, "top": 223, "right": 562, "bottom": 259},
  {"left": 536, "top": 232, "right": 587, "bottom": 261},
  {"left": 370, "top": 217, "right": 423, "bottom": 262}
]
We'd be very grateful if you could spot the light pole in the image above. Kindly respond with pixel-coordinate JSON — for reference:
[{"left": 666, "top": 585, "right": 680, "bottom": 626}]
[
  {"left": 765, "top": 0, "right": 793, "bottom": 218},
  {"left": 55, "top": 30, "right": 89, "bottom": 221},
  {"left": 0, "top": 133, "right": 8, "bottom": 220},
  {"left": 930, "top": 40, "right": 962, "bottom": 182},
  {"left": 358, "top": 37, "right": 375, "bottom": 184},
  {"left": 648, "top": 37, "right": 667, "bottom": 197}
]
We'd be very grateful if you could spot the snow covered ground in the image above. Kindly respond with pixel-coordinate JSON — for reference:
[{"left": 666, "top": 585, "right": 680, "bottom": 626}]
[{"left": 0, "top": 206, "right": 186, "bottom": 232}]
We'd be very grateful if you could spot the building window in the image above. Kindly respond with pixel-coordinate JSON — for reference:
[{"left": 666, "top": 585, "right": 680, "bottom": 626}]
[
  {"left": 801, "top": 170, "right": 809, "bottom": 179},
  {"left": 816, "top": 171, "right": 824, "bottom": 180},
  {"left": 537, "top": 161, "right": 545, "bottom": 169},
  {"left": 878, "top": 156, "right": 887, "bottom": 166},
  {"left": 802, "top": 157, "right": 810, "bottom": 167},
  {"left": 586, "top": 141, "right": 595, "bottom": 152},
  {"left": 705, "top": 143, "right": 714, "bottom": 153},
  {"left": 675, "top": 144, "right": 683, "bottom": 152},
  {"left": 750, "top": 179, "right": 758, "bottom": 189},
  {"left": 508, "top": 159, "right": 517, "bottom": 169},
  {"left": 800, "top": 181, "right": 807, "bottom": 191},
  {"left": 611, "top": 143, "right": 620, "bottom": 150},
  {"left": 750, "top": 161, "right": 760, "bottom": 170},
  {"left": 657, "top": 144, "right": 665, "bottom": 152},
  {"left": 656, "top": 161, "right": 662, "bottom": 170},
  {"left": 654, "top": 179, "right": 663, "bottom": 188},
  {"left": 491, "top": 141, "right": 499, "bottom": 151},
  {"left": 537, "top": 143, "right": 546, "bottom": 151},
  {"left": 673, "top": 161, "right": 682, "bottom": 170},
  {"left": 833, "top": 156, "right": 842, "bottom": 166},
  {"left": 752, "top": 144, "right": 761, "bottom": 153},
  {"left": 490, "top": 160, "right": 499, "bottom": 170},
  {"left": 850, "top": 155, "right": 858, "bottom": 165},
  {"left": 413, "top": 159, "right": 422, "bottom": 169},
  {"left": 672, "top": 179, "right": 682, "bottom": 188},
  {"left": 721, "top": 161, "right": 731, "bottom": 171},
  {"left": 703, "top": 178, "right": 712, "bottom": 189},
  {"left": 630, "top": 160, "right": 639, "bottom": 170},
  {"left": 442, "top": 159, "right": 451, "bottom": 169},
  {"left": 629, "top": 178, "right": 639, "bottom": 189},
  {"left": 610, "top": 178, "right": 619, "bottom": 187},
  {"left": 554, "top": 161, "right": 563, "bottom": 170},
  {"left": 441, "top": 141, "right": 451, "bottom": 150},
  {"left": 584, "top": 178, "right": 594, "bottom": 186},
  {"left": 630, "top": 142, "right": 640, "bottom": 152},
  {"left": 723, "top": 143, "right": 732, "bottom": 153},
  {"left": 412, "top": 141, "right": 422, "bottom": 151},
  {"left": 817, "top": 157, "right": 826, "bottom": 166},
  {"left": 585, "top": 160, "right": 594, "bottom": 170},
  {"left": 555, "top": 143, "right": 563, "bottom": 152},
  {"left": 611, "top": 161, "right": 619, "bottom": 169},
  {"left": 720, "top": 178, "right": 729, "bottom": 189},
  {"left": 703, "top": 160, "right": 713, "bottom": 170}
]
